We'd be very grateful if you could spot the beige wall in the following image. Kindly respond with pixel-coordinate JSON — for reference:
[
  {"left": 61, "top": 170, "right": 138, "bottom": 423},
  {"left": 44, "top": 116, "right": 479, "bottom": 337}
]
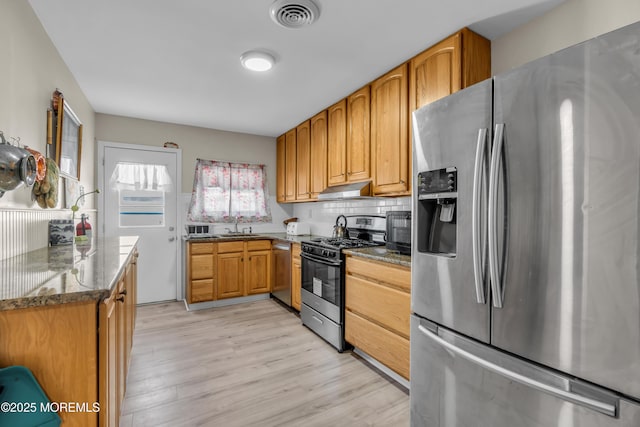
[
  {"left": 0, "top": 1, "right": 95, "bottom": 209},
  {"left": 492, "top": 0, "right": 640, "bottom": 74},
  {"left": 95, "top": 114, "right": 276, "bottom": 194}
]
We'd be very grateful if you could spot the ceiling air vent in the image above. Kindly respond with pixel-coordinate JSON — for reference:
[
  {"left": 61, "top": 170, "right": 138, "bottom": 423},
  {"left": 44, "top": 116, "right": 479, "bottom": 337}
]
[{"left": 269, "top": 0, "right": 320, "bottom": 29}]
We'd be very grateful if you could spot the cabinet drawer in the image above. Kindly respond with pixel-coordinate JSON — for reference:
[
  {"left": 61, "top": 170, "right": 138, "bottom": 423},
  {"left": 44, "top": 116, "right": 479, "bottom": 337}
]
[
  {"left": 346, "top": 275, "right": 410, "bottom": 338},
  {"left": 190, "top": 279, "right": 214, "bottom": 302},
  {"left": 345, "top": 310, "right": 410, "bottom": 379},
  {"left": 190, "top": 242, "right": 215, "bottom": 254},
  {"left": 346, "top": 256, "right": 410, "bottom": 292},
  {"left": 218, "top": 241, "right": 245, "bottom": 253},
  {"left": 191, "top": 254, "right": 214, "bottom": 280},
  {"left": 247, "top": 240, "right": 271, "bottom": 251}
]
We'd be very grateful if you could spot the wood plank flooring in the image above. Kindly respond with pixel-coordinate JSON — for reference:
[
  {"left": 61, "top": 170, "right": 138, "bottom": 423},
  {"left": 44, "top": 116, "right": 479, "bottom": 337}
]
[{"left": 119, "top": 299, "right": 409, "bottom": 427}]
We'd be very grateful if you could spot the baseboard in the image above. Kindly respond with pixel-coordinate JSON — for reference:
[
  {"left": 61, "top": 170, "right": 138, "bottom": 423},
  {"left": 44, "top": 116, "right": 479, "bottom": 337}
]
[{"left": 184, "top": 293, "right": 270, "bottom": 311}]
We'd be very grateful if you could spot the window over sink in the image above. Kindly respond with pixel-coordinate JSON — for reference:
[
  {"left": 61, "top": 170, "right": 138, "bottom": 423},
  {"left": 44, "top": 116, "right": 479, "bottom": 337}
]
[{"left": 187, "top": 159, "right": 272, "bottom": 223}]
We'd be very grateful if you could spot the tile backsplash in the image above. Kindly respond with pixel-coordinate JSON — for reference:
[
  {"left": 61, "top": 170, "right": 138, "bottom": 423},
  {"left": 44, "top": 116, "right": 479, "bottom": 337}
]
[
  {"left": 292, "top": 197, "right": 411, "bottom": 237},
  {"left": 181, "top": 193, "right": 410, "bottom": 238}
]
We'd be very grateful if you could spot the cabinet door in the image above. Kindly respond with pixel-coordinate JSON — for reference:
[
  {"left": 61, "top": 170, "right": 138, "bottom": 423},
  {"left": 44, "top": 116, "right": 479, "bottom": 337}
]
[
  {"left": 285, "top": 128, "right": 297, "bottom": 201},
  {"left": 116, "top": 278, "right": 127, "bottom": 406},
  {"left": 291, "top": 250, "right": 301, "bottom": 311},
  {"left": 217, "top": 252, "right": 244, "bottom": 299},
  {"left": 327, "top": 99, "right": 347, "bottom": 186},
  {"left": 246, "top": 249, "right": 271, "bottom": 294},
  {"left": 410, "top": 32, "right": 462, "bottom": 111},
  {"left": 276, "top": 134, "right": 286, "bottom": 202},
  {"left": 371, "top": 64, "right": 409, "bottom": 195},
  {"left": 347, "top": 86, "right": 371, "bottom": 182},
  {"left": 309, "top": 110, "right": 328, "bottom": 199},
  {"left": 131, "top": 250, "right": 138, "bottom": 326},
  {"left": 124, "top": 263, "right": 135, "bottom": 373},
  {"left": 99, "top": 292, "right": 118, "bottom": 427},
  {"left": 296, "top": 120, "right": 311, "bottom": 201}
]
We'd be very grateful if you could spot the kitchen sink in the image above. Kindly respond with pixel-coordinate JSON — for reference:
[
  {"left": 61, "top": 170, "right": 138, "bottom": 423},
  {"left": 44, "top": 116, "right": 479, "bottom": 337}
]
[{"left": 219, "top": 233, "right": 255, "bottom": 237}]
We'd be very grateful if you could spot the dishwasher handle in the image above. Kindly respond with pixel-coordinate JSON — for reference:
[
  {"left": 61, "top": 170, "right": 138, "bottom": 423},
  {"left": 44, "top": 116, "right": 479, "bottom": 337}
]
[{"left": 273, "top": 243, "right": 291, "bottom": 251}]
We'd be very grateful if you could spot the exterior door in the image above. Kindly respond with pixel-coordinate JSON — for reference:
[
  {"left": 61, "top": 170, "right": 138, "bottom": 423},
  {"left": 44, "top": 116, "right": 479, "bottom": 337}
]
[
  {"left": 100, "top": 142, "right": 180, "bottom": 304},
  {"left": 411, "top": 79, "right": 492, "bottom": 343},
  {"left": 491, "top": 23, "right": 640, "bottom": 400}
]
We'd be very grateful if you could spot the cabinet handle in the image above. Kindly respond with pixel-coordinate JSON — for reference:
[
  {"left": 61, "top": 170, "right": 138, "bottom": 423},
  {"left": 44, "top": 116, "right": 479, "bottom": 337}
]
[
  {"left": 116, "top": 296, "right": 125, "bottom": 303},
  {"left": 400, "top": 179, "right": 405, "bottom": 184},
  {"left": 119, "top": 289, "right": 127, "bottom": 296}
]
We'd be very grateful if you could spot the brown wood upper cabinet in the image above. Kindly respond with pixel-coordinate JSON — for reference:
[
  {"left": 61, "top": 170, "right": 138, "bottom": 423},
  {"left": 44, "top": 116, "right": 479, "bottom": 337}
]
[
  {"left": 371, "top": 63, "right": 409, "bottom": 196},
  {"left": 409, "top": 28, "right": 491, "bottom": 112},
  {"left": 346, "top": 86, "right": 371, "bottom": 183},
  {"left": 276, "top": 135, "right": 286, "bottom": 203},
  {"left": 327, "top": 99, "right": 347, "bottom": 186},
  {"left": 284, "top": 129, "right": 297, "bottom": 202},
  {"left": 276, "top": 27, "right": 489, "bottom": 201},
  {"left": 295, "top": 120, "right": 311, "bottom": 201},
  {"left": 309, "top": 111, "right": 328, "bottom": 199},
  {"left": 327, "top": 87, "right": 371, "bottom": 187}
]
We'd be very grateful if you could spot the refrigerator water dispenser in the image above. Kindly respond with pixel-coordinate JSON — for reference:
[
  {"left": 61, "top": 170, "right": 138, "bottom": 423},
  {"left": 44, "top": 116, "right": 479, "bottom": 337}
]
[{"left": 417, "top": 168, "right": 457, "bottom": 257}]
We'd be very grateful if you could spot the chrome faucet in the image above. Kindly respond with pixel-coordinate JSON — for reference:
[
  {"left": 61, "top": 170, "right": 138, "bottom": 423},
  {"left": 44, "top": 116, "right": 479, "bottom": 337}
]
[{"left": 234, "top": 214, "right": 239, "bottom": 233}]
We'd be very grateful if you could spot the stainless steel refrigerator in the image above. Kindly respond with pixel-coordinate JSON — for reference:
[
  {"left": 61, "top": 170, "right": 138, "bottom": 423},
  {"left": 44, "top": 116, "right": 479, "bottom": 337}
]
[{"left": 411, "top": 21, "right": 640, "bottom": 427}]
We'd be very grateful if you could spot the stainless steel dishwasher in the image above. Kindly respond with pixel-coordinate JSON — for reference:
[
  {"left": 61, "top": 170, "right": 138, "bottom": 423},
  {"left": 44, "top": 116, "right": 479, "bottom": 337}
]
[{"left": 272, "top": 241, "right": 291, "bottom": 306}]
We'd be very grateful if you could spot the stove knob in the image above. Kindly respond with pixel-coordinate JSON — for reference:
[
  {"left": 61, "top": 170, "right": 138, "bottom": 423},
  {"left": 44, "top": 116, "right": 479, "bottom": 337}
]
[{"left": 322, "top": 249, "right": 329, "bottom": 257}]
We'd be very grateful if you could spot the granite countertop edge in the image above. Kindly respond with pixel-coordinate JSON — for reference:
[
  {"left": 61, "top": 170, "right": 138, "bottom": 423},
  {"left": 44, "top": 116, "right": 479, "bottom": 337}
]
[
  {"left": 0, "top": 236, "right": 139, "bottom": 311},
  {"left": 343, "top": 247, "right": 411, "bottom": 268},
  {"left": 0, "top": 289, "right": 112, "bottom": 311},
  {"left": 184, "top": 232, "right": 322, "bottom": 244}
]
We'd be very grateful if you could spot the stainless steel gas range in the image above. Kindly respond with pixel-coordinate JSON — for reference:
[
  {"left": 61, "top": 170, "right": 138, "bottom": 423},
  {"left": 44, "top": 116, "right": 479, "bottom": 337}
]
[{"left": 300, "top": 215, "right": 385, "bottom": 351}]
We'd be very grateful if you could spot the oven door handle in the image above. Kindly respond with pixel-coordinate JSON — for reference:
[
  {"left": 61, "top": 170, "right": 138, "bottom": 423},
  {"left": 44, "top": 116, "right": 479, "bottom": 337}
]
[{"left": 300, "top": 252, "right": 342, "bottom": 267}]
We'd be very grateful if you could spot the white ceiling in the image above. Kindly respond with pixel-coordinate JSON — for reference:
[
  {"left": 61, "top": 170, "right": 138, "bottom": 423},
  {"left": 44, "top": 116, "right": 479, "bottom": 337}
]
[{"left": 28, "top": 0, "right": 562, "bottom": 138}]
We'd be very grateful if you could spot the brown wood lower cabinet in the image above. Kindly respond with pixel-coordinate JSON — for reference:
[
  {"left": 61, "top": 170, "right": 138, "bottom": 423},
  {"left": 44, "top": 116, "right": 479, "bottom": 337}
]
[
  {"left": 217, "top": 244, "right": 245, "bottom": 299},
  {"left": 0, "top": 248, "right": 138, "bottom": 427},
  {"left": 187, "top": 239, "right": 272, "bottom": 303},
  {"left": 345, "top": 255, "right": 411, "bottom": 379},
  {"left": 291, "top": 243, "right": 301, "bottom": 311},
  {"left": 101, "top": 249, "right": 137, "bottom": 427},
  {"left": 187, "top": 242, "right": 216, "bottom": 303}
]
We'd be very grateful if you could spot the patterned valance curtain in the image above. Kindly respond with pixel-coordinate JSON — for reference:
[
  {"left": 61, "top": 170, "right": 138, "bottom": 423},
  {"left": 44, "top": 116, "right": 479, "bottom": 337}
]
[{"left": 187, "top": 159, "right": 272, "bottom": 223}]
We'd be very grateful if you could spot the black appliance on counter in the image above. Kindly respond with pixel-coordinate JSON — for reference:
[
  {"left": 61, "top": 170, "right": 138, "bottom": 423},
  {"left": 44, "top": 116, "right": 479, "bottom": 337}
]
[
  {"left": 300, "top": 215, "right": 385, "bottom": 351},
  {"left": 385, "top": 210, "right": 412, "bottom": 255}
]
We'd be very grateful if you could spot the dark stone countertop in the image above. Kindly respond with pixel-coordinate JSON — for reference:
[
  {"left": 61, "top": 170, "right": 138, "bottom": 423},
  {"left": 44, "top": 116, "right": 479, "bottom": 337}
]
[
  {"left": 343, "top": 246, "right": 411, "bottom": 268},
  {"left": 0, "top": 236, "right": 139, "bottom": 311},
  {"left": 183, "top": 232, "right": 322, "bottom": 245}
]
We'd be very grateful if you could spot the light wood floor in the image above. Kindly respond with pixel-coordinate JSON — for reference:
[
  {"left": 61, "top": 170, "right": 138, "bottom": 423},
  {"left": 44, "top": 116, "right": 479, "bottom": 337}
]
[{"left": 119, "top": 299, "right": 409, "bottom": 427}]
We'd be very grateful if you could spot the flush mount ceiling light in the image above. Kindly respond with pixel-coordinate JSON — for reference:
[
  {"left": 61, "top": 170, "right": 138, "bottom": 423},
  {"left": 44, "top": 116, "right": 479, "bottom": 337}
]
[
  {"left": 269, "top": 0, "right": 320, "bottom": 29},
  {"left": 240, "top": 50, "right": 275, "bottom": 72}
]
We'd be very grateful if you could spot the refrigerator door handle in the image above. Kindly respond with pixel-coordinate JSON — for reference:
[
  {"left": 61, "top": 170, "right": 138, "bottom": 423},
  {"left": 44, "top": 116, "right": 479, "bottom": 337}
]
[
  {"left": 417, "top": 324, "right": 619, "bottom": 418},
  {"left": 488, "top": 123, "right": 505, "bottom": 308},
  {"left": 472, "top": 128, "right": 488, "bottom": 304}
]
